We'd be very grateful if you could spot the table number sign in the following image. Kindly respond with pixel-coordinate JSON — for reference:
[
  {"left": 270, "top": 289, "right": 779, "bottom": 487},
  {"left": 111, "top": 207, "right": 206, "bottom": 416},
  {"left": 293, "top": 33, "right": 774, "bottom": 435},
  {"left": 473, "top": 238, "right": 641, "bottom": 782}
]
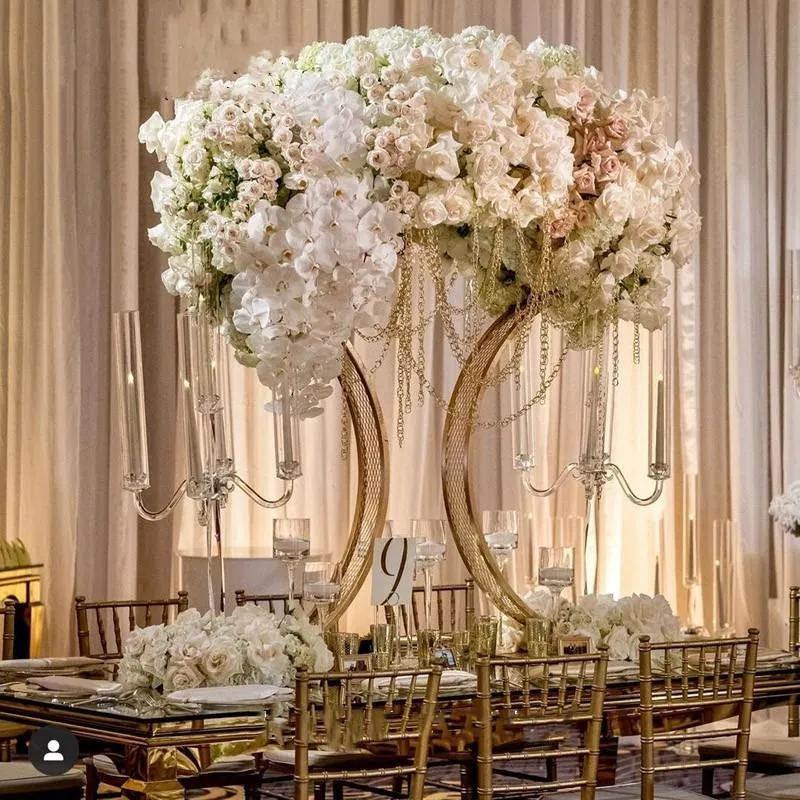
[{"left": 371, "top": 537, "right": 415, "bottom": 606}]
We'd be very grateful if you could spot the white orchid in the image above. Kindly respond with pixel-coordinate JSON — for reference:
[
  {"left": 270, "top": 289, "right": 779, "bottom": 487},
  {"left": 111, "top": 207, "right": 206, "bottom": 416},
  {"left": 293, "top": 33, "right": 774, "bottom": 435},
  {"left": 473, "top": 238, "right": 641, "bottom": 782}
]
[{"left": 770, "top": 483, "right": 800, "bottom": 536}]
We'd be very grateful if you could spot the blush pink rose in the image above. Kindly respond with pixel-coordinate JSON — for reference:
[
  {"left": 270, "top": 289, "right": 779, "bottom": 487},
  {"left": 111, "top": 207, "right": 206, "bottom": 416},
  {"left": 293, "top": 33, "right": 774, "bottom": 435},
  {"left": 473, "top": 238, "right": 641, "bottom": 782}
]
[
  {"left": 549, "top": 215, "right": 575, "bottom": 239},
  {"left": 574, "top": 90, "right": 597, "bottom": 123},
  {"left": 574, "top": 202, "right": 596, "bottom": 229},
  {"left": 605, "top": 116, "right": 629, "bottom": 142},
  {"left": 582, "top": 128, "right": 608, "bottom": 157},
  {"left": 596, "top": 153, "right": 622, "bottom": 182},
  {"left": 573, "top": 163, "right": 598, "bottom": 195}
]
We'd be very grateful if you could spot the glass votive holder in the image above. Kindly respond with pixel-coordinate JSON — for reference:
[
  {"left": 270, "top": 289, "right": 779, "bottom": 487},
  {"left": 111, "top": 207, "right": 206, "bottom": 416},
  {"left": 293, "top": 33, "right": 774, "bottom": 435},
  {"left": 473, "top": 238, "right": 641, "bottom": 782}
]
[
  {"left": 525, "top": 617, "right": 551, "bottom": 658},
  {"left": 332, "top": 632, "right": 360, "bottom": 656},
  {"left": 417, "top": 629, "right": 441, "bottom": 668},
  {"left": 470, "top": 616, "right": 499, "bottom": 659},
  {"left": 451, "top": 630, "right": 471, "bottom": 670},
  {"left": 371, "top": 623, "right": 395, "bottom": 670}
]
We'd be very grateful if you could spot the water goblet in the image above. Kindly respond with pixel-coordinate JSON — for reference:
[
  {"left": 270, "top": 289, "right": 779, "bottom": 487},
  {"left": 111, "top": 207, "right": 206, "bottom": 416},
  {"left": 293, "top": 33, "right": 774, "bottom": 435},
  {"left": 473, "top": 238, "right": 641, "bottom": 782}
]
[
  {"left": 273, "top": 518, "right": 310, "bottom": 612},
  {"left": 303, "top": 560, "right": 339, "bottom": 631},
  {"left": 411, "top": 519, "right": 447, "bottom": 631},
  {"left": 482, "top": 510, "right": 519, "bottom": 651},
  {"left": 538, "top": 546, "right": 575, "bottom": 625}
]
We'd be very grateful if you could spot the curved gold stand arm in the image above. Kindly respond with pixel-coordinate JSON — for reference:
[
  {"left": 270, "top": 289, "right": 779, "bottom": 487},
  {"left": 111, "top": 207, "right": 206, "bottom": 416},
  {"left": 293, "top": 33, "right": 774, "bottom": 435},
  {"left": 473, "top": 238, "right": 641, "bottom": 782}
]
[
  {"left": 325, "top": 343, "right": 391, "bottom": 626},
  {"left": 133, "top": 481, "right": 188, "bottom": 521},
  {"left": 442, "top": 309, "right": 534, "bottom": 624},
  {"left": 232, "top": 475, "right": 294, "bottom": 508}
]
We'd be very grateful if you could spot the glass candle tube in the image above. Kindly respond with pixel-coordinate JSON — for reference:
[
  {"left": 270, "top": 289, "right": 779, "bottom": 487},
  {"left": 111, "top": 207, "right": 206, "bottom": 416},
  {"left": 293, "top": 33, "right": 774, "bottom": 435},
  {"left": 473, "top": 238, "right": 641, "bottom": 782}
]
[
  {"left": 186, "top": 306, "right": 224, "bottom": 415},
  {"left": 713, "top": 520, "right": 735, "bottom": 633},
  {"left": 510, "top": 357, "right": 534, "bottom": 471},
  {"left": 683, "top": 473, "right": 699, "bottom": 586},
  {"left": 177, "top": 312, "right": 208, "bottom": 500},
  {"left": 648, "top": 326, "right": 672, "bottom": 479},
  {"left": 273, "top": 375, "right": 302, "bottom": 480},
  {"left": 114, "top": 311, "right": 150, "bottom": 491},
  {"left": 791, "top": 253, "right": 800, "bottom": 392},
  {"left": 579, "top": 327, "right": 613, "bottom": 470}
]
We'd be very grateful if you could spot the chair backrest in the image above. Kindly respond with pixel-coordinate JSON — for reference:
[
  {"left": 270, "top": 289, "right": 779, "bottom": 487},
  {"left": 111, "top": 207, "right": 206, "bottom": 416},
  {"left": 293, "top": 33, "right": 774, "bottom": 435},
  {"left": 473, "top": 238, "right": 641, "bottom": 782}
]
[
  {"left": 789, "top": 586, "right": 799, "bottom": 736},
  {"left": 74, "top": 591, "right": 189, "bottom": 659},
  {"left": 384, "top": 580, "right": 475, "bottom": 640},
  {"left": 294, "top": 664, "right": 443, "bottom": 800},
  {"left": 234, "top": 590, "right": 295, "bottom": 616},
  {"left": 638, "top": 629, "right": 759, "bottom": 800},
  {"left": 476, "top": 645, "right": 609, "bottom": 799},
  {"left": 2, "top": 599, "right": 15, "bottom": 661}
]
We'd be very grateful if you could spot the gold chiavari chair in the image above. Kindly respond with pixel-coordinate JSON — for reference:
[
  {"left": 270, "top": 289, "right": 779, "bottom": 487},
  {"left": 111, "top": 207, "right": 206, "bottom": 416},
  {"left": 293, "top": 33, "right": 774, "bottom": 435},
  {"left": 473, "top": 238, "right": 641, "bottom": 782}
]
[
  {"left": 234, "top": 589, "right": 294, "bottom": 615},
  {"left": 475, "top": 645, "right": 610, "bottom": 800},
  {"left": 0, "top": 598, "right": 85, "bottom": 797},
  {"left": 261, "top": 664, "right": 443, "bottom": 800},
  {"left": 557, "top": 630, "right": 760, "bottom": 800},
  {"left": 74, "top": 590, "right": 189, "bottom": 660},
  {"left": 74, "top": 591, "right": 190, "bottom": 800},
  {"left": 700, "top": 587, "right": 800, "bottom": 794},
  {"left": 384, "top": 579, "right": 475, "bottom": 646}
]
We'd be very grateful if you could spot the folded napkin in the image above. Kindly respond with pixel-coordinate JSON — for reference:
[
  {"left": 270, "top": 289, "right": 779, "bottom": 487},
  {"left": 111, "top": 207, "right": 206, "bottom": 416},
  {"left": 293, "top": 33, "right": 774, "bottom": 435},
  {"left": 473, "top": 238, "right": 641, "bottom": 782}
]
[
  {"left": 26, "top": 676, "right": 121, "bottom": 696},
  {"left": 369, "top": 669, "right": 476, "bottom": 694},
  {"left": 0, "top": 657, "right": 105, "bottom": 673},
  {"left": 166, "top": 685, "right": 293, "bottom": 706}
]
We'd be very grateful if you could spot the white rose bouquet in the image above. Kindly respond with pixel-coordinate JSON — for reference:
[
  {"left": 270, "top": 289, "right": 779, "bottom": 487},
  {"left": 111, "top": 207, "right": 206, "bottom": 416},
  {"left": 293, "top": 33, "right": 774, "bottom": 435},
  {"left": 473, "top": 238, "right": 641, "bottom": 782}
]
[
  {"left": 769, "top": 482, "right": 800, "bottom": 536},
  {"left": 140, "top": 26, "right": 699, "bottom": 416},
  {"left": 118, "top": 606, "right": 333, "bottom": 693},
  {"left": 523, "top": 590, "right": 681, "bottom": 661}
]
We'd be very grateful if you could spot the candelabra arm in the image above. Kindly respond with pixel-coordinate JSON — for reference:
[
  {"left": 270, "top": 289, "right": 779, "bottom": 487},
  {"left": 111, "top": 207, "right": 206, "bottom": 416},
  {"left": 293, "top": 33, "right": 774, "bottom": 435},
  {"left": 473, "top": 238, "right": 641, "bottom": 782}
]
[
  {"left": 521, "top": 462, "right": 579, "bottom": 497},
  {"left": 606, "top": 463, "right": 664, "bottom": 506},
  {"left": 232, "top": 474, "right": 293, "bottom": 508},
  {"left": 133, "top": 481, "right": 187, "bottom": 521}
]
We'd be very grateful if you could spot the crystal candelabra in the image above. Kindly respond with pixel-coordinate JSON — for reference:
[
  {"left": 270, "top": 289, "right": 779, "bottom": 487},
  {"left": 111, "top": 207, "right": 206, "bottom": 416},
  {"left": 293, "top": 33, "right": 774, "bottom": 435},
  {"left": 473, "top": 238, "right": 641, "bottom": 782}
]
[
  {"left": 513, "top": 325, "right": 671, "bottom": 595},
  {"left": 114, "top": 307, "right": 300, "bottom": 613}
]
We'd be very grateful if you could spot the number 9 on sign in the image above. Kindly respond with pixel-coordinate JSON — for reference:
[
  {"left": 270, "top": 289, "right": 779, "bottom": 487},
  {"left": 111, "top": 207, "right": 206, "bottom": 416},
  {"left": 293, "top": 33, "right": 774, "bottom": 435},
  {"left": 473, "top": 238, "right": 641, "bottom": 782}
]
[{"left": 371, "top": 537, "right": 415, "bottom": 606}]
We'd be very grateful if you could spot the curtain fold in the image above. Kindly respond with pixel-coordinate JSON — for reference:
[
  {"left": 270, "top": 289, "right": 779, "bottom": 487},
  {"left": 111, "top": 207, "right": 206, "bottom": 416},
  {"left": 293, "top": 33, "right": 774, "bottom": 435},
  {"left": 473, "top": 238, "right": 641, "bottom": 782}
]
[{"left": 1, "top": 0, "right": 797, "bottom": 650}]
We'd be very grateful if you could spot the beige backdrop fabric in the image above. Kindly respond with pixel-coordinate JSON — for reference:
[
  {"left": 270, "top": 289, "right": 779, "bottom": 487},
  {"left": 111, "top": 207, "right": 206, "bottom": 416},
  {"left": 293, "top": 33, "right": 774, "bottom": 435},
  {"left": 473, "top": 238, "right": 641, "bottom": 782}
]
[{"left": 1, "top": 0, "right": 798, "bottom": 652}]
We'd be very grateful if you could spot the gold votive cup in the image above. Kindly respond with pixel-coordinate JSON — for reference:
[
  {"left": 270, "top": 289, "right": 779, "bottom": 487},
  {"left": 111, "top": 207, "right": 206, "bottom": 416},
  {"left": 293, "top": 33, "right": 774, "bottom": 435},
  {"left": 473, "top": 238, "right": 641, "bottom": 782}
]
[
  {"left": 470, "top": 616, "right": 499, "bottom": 659},
  {"left": 451, "top": 630, "right": 471, "bottom": 669},
  {"left": 371, "top": 623, "right": 395, "bottom": 670},
  {"left": 417, "top": 629, "right": 441, "bottom": 668},
  {"left": 525, "top": 617, "right": 551, "bottom": 657}
]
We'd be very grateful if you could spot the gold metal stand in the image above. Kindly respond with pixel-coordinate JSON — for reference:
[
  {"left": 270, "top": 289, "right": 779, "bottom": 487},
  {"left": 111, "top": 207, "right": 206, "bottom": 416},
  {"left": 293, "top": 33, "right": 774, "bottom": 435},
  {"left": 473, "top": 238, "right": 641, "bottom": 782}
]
[
  {"left": 325, "top": 344, "right": 390, "bottom": 627},
  {"left": 442, "top": 309, "right": 532, "bottom": 624}
]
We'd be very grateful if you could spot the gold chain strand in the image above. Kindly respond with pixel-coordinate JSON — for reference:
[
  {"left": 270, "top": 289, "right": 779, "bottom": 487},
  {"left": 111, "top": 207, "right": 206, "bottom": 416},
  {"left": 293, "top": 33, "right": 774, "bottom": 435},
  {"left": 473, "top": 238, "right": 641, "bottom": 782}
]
[
  {"left": 339, "top": 379, "right": 351, "bottom": 462},
  {"left": 612, "top": 317, "right": 620, "bottom": 387},
  {"left": 416, "top": 251, "right": 426, "bottom": 407},
  {"left": 633, "top": 306, "right": 641, "bottom": 365}
]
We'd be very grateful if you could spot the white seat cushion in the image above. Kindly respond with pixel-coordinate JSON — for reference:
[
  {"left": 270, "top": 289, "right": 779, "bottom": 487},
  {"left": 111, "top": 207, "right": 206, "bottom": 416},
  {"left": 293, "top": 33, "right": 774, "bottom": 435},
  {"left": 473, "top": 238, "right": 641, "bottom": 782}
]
[
  {"left": 549, "top": 783, "right": 704, "bottom": 800},
  {"left": 264, "top": 747, "right": 371, "bottom": 768},
  {"left": 701, "top": 736, "right": 800, "bottom": 769},
  {"left": 0, "top": 762, "right": 83, "bottom": 795},
  {"left": 201, "top": 755, "right": 257, "bottom": 773},
  {"left": 746, "top": 774, "right": 800, "bottom": 800},
  {"left": 89, "top": 754, "right": 121, "bottom": 776}
]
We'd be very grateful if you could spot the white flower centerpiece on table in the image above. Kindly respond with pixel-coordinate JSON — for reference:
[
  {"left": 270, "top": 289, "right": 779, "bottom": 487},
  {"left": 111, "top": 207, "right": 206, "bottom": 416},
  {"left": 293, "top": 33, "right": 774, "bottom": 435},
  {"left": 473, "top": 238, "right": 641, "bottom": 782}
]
[
  {"left": 769, "top": 482, "right": 800, "bottom": 537},
  {"left": 118, "top": 605, "right": 333, "bottom": 693},
  {"left": 524, "top": 590, "right": 681, "bottom": 661},
  {"left": 139, "top": 25, "right": 699, "bottom": 417}
]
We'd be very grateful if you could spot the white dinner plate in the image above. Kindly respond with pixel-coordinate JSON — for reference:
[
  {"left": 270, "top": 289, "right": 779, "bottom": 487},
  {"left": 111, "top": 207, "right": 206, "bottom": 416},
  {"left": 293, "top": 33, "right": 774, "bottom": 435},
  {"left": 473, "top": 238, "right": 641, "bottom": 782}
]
[
  {"left": 166, "top": 685, "right": 293, "bottom": 706},
  {"left": 26, "top": 676, "right": 122, "bottom": 696}
]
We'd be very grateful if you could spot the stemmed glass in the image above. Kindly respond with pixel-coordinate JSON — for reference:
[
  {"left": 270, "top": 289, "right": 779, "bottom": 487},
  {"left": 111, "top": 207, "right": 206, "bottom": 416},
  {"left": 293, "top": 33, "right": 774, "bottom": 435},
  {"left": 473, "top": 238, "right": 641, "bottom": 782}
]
[
  {"left": 483, "top": 511, "right": 519, "bottom": 651},
  {"left": 538, "top": 547, "right": 575, "bottom": 626},
  {"left": 303, "top": 560, "right": 339, "bottom": 632},
  {"left": 411, "top": 520, "right": 447, "bottom": 630},
  {"left": 482, "top": 511, "right": 519, "bottom": 571},
  {"left": 273, "top": 518, "right": 310, "bottom": 612}
]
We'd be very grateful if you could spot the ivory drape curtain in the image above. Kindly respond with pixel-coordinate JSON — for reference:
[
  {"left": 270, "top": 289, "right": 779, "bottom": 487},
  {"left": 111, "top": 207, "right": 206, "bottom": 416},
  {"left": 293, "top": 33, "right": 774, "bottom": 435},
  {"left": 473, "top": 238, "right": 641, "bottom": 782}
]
[{"left": 2, "top": 0, "right": 798, "bottom": 651}]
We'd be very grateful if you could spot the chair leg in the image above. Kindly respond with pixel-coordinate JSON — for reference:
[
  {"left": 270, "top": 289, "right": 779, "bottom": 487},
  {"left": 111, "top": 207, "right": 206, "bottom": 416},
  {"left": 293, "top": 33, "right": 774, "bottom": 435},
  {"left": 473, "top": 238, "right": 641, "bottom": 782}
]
[
  {"left": 84, "top": 761, "right": 99, "bottom": 800},
  {"left": 314, "top": 780, "right": 326, "bottom": 800},
  {"left": 460, "top": 759, "right": 477, "bottom": 800},
  {"left": 333, "top": 782, "right": 344, "bottom": 800},
  {"left": 0, "top": 739, "right": 11, "bottom": 763},
  {"left": 701, "top": 766, "right": 715, "bottom": 797}
]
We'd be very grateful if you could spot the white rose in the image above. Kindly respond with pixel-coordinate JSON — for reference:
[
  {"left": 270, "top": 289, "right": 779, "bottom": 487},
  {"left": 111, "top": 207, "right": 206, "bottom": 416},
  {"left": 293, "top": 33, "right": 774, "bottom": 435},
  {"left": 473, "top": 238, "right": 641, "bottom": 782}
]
[
  {"left": 416, "top": 195, "right": 448, "bottom": 227},
  {"left": 441, "top": 181, "right": 474, "bottom": 224},
  {"left": 164, "top": 661, "right": 204, "bottom": 693},
  {"left": 415, "top": 132, "right": 462, "bottom": 181},
  {"left": 540, "top": 67, "right": 584, "bottom": 110},
  {"left": 201, "top": 636, "right": 243, "bottom": 685},
  {"left": 596, "top": 184, "right": 634, "bottom": 225},
  {"left": 472, "top": 142, "right": 507, "bottom": 182}
]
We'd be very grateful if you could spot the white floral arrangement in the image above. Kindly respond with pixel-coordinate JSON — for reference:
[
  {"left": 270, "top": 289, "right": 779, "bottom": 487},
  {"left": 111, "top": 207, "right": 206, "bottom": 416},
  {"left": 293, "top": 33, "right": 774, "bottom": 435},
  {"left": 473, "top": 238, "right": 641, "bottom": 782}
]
[
  {"left": 524, "top": 590, "right": 682, "bottom": 661},
  {"left": 769, "top": 482, "right": 800, "bottom": 536},
  {"left": 140, "top": 26, "right": 699, "bottom": 415},
  {"left": 118, "top": 605, "right": 334, "bottom": 693}
]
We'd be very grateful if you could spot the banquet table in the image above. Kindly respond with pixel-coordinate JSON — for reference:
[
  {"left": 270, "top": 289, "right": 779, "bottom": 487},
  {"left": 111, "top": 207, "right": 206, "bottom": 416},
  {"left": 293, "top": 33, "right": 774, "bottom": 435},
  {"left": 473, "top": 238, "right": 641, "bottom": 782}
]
[{"left": 0, "top": 653, "right": 797, "bottom": 799}]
